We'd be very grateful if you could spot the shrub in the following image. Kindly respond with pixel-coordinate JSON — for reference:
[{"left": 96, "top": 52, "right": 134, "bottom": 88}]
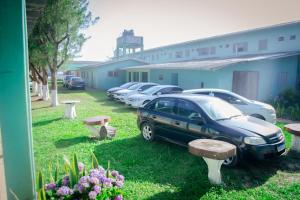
[{"left": 37, "top": 154, "right": 124, "bottom": 200}]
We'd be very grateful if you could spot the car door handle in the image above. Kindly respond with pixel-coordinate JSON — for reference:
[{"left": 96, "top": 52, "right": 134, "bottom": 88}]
[
  {"left": 151, "top": 115, "right": 157, "bottom": 119},
  {"left": 172, "top": 120, "right": 180, "bottom": 126}
]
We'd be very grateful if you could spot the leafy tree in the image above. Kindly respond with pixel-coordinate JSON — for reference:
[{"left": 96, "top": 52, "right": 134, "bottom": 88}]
[{"left": 37, "top": 0, "right": 98, "bottom": 106}]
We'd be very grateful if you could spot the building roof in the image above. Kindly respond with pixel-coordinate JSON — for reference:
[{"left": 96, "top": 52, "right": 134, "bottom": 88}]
[
  {"left": 78, "top": 58, "right": 149, "bottom": 70},
  {"left": 64, "top": 61, "right": 103, "bottom": 71},
  {"left": 124, "top": 52, "right": 300, "bottom": 71}
]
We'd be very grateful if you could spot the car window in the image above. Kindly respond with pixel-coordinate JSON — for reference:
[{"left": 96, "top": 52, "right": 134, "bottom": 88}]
[
  {"left": 213, "top": 92, "right": 245, "bottom": 105},
  {"left": 196, "top": 91, "right": 210, "bottom": 95},
  {"left": 154, "top": 99, "right": 176, "bottom": 114},
  {"left": 177, "top": 100, "right": 200, "bottom": 119},
  {"left": 140, "top": 84, "right": 155, "bottom": 91},
  {"left": 170, "top": 87, "right": 183, "bottom": 93}
]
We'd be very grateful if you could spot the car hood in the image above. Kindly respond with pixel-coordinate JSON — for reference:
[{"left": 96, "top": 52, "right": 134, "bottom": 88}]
[
  {"left": 130, "top": 93, "right": 148, "bottom": 99},
  {"left": 115, "top": 89, "right": 131, "bottom": 94},
  {"left": 218, "top": 116, "right": 280, "bottom": 137},
  {"left": 107, "top": 87, "right": 122, "bottom": 92}
]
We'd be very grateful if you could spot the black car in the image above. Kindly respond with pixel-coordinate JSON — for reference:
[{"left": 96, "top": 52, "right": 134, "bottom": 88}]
[
  {"left": 137, "top": 94, "right": 285, "bottom": 166},
  {"left": 106, "top": 82, "right": 138, "bottom": 98},
  {"left": 68, "top": 77, "right": 85, "bottom": 89}
]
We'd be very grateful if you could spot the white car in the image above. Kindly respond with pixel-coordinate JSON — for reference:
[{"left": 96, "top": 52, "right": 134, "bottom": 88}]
[
  {"left": 113, "top": 82, "right": 158, "bottom": 102},
  {"left": 183, "top": 88, "right": 276, "bottom": 123},
  {"left": 125, "top": 85, "right": 183, "bottom": 108}
]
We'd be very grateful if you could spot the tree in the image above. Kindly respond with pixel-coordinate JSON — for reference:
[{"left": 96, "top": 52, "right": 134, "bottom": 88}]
[{"left": 37, "top": 0, "right": 98, "bottom": 106}]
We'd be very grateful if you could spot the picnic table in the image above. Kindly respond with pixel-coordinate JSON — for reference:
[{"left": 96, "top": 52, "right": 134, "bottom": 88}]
[
  {"left": 83, "top": 116, "right": 116, "bottom": 140},
  {"left": 189, "top": 139, "right": 236, "bottom": 185},
  {"left": 61, "top": 100, "right": 80, "bottom": 119},
  {"left": 284, "top": 123, "right": 300, "bottom": 153}
]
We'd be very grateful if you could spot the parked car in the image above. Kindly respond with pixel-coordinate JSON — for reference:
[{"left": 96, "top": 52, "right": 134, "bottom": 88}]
[
  {"left": 113, "top": 82, "right": 158, "bottom": 102},
  {"left": 68, "top": 77, "right": 85, "bottom": 90},
  {"left": 107, "top": 82, "right": 138, "bottom": 98},
  {"left": 183, "top": 89, "right": 276, "bottom": 124},
  {"left": 126, "top": 85, "right": 183, "bottom": 108},
  {"left": 63, "top": 75, "right": 75, "bottom": 87},
  {"left": 137, "top": 94, "right": 285, "bottom": 167}
]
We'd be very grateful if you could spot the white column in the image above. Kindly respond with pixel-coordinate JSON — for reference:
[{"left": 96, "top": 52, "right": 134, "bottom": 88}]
[{"left": 203, "top": 157, "right": 224, "bottom": 185}]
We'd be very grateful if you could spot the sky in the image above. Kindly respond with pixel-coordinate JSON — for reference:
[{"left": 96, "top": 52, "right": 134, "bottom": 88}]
[{"left": 76, "top": 0, "right": 300, "bottom": 61}]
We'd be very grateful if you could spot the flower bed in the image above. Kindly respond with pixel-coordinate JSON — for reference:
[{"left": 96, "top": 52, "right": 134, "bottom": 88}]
[{"left": 37, "top": 154, "right": 124, "bottom": 200}]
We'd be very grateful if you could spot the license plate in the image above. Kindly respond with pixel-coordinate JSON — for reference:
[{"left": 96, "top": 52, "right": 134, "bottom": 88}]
[{"left": 277, "top": 144, "right": 285, "bottom": 152}]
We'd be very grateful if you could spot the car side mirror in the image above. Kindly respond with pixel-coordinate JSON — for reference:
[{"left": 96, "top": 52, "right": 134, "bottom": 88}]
[
  {"left": 156, "top": 92, "right": 162, "bottom": 96},
  {"left": 138, "top": 88, "right": 143, "bottom": 92}
]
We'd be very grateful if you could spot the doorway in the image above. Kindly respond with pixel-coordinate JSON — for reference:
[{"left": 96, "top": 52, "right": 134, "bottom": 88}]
[{"left": 232, "top": 71, "right": 259, "bottom": 99}]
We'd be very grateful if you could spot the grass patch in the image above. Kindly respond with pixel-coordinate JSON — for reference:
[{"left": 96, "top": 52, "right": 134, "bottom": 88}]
[{"left": 32, "top": 87, "right": 300, "bottom": 199}]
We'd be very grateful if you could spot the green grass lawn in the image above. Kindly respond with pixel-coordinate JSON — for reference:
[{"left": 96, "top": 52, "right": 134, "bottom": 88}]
[{"left": 32, "top": 87, "right": 300, "bottom": 200}]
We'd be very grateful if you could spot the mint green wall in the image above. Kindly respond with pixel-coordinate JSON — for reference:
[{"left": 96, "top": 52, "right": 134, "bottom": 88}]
[
  {"left": 149, "top": 56, "right": 298, "bottom": 102},
  {"left": 0, "top": 0, "right": 35, "bottom": 199}
]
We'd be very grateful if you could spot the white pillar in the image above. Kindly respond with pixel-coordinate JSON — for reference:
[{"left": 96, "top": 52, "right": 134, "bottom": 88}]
[
  {"left": 292, "top": 135, "right": 300, "bottom": 153},
  {"left": 64, "top": 103, "right": 76, "bottom": 119},
  {"left": 203, "top": 157, "right": 224, "bottom": 185}
]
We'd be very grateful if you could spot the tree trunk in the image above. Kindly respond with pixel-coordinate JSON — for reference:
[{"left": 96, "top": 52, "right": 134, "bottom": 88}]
[
  {"left": 38, "top": 82, "right": 43, "bottom": 97},
  {"left": 42, "top": 84, "right": 49, "bottom": 101},
  {"left": 50, "top": 72, "right": 59, "bottom": 106},
  {"left": 32, "top": 81, "right": 38, "bottom": 94}
]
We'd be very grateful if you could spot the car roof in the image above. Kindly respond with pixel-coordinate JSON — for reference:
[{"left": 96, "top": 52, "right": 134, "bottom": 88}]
[
  {"left": 159, "top": 93, "right": 218, "bottom": 102},
  {"left": 183, "top": 88, "right": 232, "bottom": 93},
  {"left": 152, "top": 85, "right": 180, "bottom": 89}
]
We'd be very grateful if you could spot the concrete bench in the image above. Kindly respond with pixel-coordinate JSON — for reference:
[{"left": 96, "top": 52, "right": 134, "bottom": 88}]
[
  {"left": 83, "top": 116, "right": 116, "bottom": 140},
  {"left": 188, "top": 139, "right": 236, "bottom": 185},
  {"left": 61, "top": 100, "right": 80, "bottom": 119},
  {"left": 284, "top": 123, "right": 300, "bottom": 153}
]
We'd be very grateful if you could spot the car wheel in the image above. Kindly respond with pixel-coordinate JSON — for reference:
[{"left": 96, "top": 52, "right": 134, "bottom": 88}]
[
  {"left": 141, "top": 122, "right": 155, "bottom": 141},
  {"left": 250, "top": 114, "right": 265, "bottom": 120},
  {"left": 222, "top": 155, "right": 238, "bottom": 167}
]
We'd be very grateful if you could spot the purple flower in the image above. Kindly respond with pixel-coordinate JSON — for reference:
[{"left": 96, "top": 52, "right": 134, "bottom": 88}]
[
  {"left": 57, "top": 186, "right": 71, "bottom": 196},
  {"left": 114, "top": 180, "right": 124, "bottom": 188},
  {"left": 93, "top": 185, "right": 101, "bottom": 194},
  {"left": 116, "top": 175, "right": 124, "bottom": 182},
  {"left": 89, "top": 191, "right": 98, "bottom": 199},
  {"left": 45, "top": 182, "right": 56, "bottom": 190},
  {"left": 89, "top": 177, "right": 99, "bottom": 185},
  {"left": 62, "top": 175, "right": 69, "bottom": 186},
  {"left": 111, "top": 170, "right": 119, "bottom": 177},
  {"left": 102, "top": 177, "right": 112, "bottom": 188},
  {"left": 114, "top": 195, "right": 123, "bottom": 200},
  {"left": 78, "top": 162, "right": 85, "bottom": 172},
  {"left": 98, "top": 166, "right": 106, "bottom": 173}
]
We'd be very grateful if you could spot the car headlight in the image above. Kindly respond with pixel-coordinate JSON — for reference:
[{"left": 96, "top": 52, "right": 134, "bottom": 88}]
[{"left": 244, "top": 137, "right": 266, "bottom": 145}]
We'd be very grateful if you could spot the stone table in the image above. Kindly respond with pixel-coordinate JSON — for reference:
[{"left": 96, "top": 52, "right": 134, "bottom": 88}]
[
  {"left": 189, "top": 139, "right": 236, "bottom": 185},
  {"left": 61, "top": 100, "right": 80, "bottom": 119},
  {"left": 83, "top": 116, "right": 115, "bottom": 139},
  {"left": 284, "top": 123, "right": 300, "bottom": 153}
]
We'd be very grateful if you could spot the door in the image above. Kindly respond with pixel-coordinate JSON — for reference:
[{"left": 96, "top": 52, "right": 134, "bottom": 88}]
[
  {"left": 149, "top": 98, "right": 178, "bottom": 139},
  {"left": 171, "top": 73, "right": 179, "bottom": 85},
  {"left": 232, "top": 71, "right": 259, "bottom": 100}
]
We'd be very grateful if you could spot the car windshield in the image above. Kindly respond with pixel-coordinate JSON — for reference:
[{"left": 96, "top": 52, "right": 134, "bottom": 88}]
[
  {"left": 128, "top": 83, "right": 142, "bottom": 90},
  {"left": 120, "top": 82, "right": 135, "bottom": 89},
  {"left": 141, "top": 86, "right": 162, "bottom": 95},
  {"left": 197, "top": 98, "right": 243, "bottom": 120},
  {"left": 66, "top": 76, "right": 74, "bottom": 80},
  {"left": 71, "top": 77, "right": 83, "bottom": 82}
]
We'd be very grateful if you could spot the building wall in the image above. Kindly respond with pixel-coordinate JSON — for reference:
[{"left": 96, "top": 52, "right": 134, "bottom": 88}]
[
  {"left": 120, "top": 22, "right": 300, "bottom": 64},
  {"left": 146, "top": 56, "right": 299, "bottom": 102},
  {"left": 80, "top": 60, "right": 146, "bottom": 90}
]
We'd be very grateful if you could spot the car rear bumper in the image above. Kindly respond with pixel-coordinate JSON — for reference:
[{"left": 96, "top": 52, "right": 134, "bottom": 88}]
[{"left": 245, "top": 139, "right": 285, "bottom": 160}]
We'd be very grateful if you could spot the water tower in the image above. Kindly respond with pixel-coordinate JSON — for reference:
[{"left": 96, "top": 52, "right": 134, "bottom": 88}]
[{"left": 115, "top": 29, "right": 144, "bottom": 57}]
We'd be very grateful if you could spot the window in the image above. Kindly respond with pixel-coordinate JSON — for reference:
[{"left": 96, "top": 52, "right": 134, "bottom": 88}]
[
  {"left": 177, "top": 100, "right": 199, "bottom": 119},
  {"left": 158, "top": 74, "right": 164, "bottom": 80},
  {"left": 154, "top": 99, "right": 176, "bottom": 114},
  {"left": 175, "top": 51, "right": 183, "bottom": 58},
  {"left": 170, "top": 87, "right": 183, "bottom": 93},
  {"left": 290, "top": 35, "right": 296, "bottom": 40},
  {"left": 213, "top": 92, "right": 245, "bottom": 105},
  {"left": 133, "top": 72, "right": 139, "bottom": 81},
  {"left": 210, "top": 47, "right": 216, "bottom": 55},
  {"left": 278, "top": 36, "right": 284, "bottom": 41},
  {"left": 108, "top": 71, "right": 118, "bottom": 77},
  {"left": 140, "top": 84, "right": 154, "bottom": 91},
  {"left": 141, "top": 72, "right": 148, "bottom": 82},
  {"left": 225, "top": 44, "right": 230, "bottom": 48},
  {"left": 201, "top": 82, "right": 204, "bottom": 88},
  {"left": 113, "top": 71, "right": 118, "bottom": 77},
  {"left": 233, "top": 42, "right": 248, "bottom": 53},
  {"left": 278, "top": 72, "right": 288, "bottom": 87},
  {"left": 185, "top": 49, "right": 190, "bottom": 57},
  {"left": 197, "top": 48, "right": 209, "bottom": 56},
  {"left": 258, "top": 39, "right": 268, "bottom": 51},
  {"left": 128, "top": 72, "right": 132, "bottom": 82}
]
